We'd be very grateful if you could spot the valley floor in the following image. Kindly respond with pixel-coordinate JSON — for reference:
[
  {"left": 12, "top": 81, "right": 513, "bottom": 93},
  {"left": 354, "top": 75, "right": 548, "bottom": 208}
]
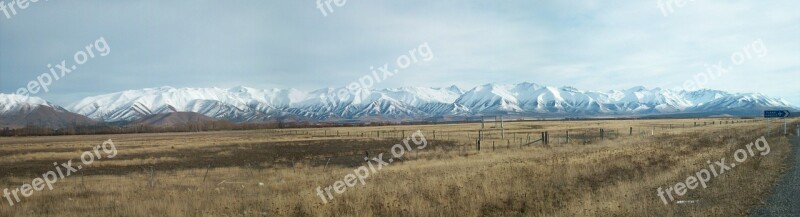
[{"left": 0, "top": 118, "right": 796, "bottom": 216}]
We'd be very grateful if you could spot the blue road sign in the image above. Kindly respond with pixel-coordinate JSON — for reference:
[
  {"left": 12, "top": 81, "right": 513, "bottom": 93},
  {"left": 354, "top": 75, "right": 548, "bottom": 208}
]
[{"left": 764, "top": 110, "right": 790, "bottom": 118}]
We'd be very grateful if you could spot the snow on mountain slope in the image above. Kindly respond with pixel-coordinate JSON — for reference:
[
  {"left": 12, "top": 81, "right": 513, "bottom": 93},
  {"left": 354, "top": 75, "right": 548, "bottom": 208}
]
[
  {"left": 679, "top": 89, "right": 730, "bottom": 105},
  {"left": 455, "top": 83, "right": 523, "bottom": 113},
  {"left": 67, "top": 87, "right": 278, "bottom": 122},
  {"left": 64, "top": 83, "right": 795, "bottom": 122},
  {"left": 0, "top": 93, "right": 55, "bottom": 115},
  {"left": 379, "top": 86, "right": 463, "bottom": 106},
  {"left": 690, "top": 92, "right": 792, "bottom": 111},
  {"left": 0, "top": 94, "right": 94, "bottom": 128}
]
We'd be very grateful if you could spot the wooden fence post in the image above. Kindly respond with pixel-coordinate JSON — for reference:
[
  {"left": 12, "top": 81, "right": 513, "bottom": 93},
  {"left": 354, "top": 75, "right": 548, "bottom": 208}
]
[
  {"left": 324, "top": 158, "right": 331, "bottom": 170},
  {"left": 545, "top": 131, "right": 549, "bottom": 145},
  {"left": 202, "top": 164, "right": 210, "bottom": 182},
  {"left": 796, "top": 125, "right": 799, "bottom": 137},
  {"left": 541, "top": 132, "right": 545, "bottom": 144},
  {"left": 600, "top": 129, "right": 604, "bottom": 140},
  {"left": 148, "top": 166, "right": 156, "bottom": 188}
]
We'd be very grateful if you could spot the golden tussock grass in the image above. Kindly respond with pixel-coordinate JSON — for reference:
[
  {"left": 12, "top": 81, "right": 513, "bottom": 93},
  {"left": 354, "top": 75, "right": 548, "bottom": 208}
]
[{"left": 0, "top": 118, "right": 795, "bottom": 216}]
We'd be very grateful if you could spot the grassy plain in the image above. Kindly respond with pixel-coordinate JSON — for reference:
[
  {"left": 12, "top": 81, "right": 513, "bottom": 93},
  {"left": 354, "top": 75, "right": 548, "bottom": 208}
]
[{"left": 0, "top": 118, "right": 796, "bottom": 216}]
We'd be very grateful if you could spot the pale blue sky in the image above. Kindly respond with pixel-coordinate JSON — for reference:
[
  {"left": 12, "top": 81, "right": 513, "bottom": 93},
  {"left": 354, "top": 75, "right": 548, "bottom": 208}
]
[{"left": 1, "top": 0, "right": 798, "bottom": 105}]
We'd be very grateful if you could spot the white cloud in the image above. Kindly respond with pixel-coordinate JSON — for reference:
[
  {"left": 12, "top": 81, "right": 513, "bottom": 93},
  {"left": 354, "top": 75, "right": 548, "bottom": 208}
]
[{"left": 0, "top": 0, "right": 797, "bottom": 105}]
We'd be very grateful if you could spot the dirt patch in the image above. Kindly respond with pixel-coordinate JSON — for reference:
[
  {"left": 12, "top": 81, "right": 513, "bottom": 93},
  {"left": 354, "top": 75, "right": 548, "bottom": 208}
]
[{"left": 0, "top": 139, "right": 458, "bottom": 179}]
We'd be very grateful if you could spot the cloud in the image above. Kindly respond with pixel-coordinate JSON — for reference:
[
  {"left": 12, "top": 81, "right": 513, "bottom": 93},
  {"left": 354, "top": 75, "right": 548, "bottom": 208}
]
[{"left": 0, "top": 0, "right": 797, "bottom": 105}]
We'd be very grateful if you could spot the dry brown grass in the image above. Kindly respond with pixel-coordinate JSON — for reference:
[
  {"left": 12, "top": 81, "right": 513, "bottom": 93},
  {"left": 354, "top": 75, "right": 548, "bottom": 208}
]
[{"left": 0, "top": 118, "right": 795, "bottom": 216}]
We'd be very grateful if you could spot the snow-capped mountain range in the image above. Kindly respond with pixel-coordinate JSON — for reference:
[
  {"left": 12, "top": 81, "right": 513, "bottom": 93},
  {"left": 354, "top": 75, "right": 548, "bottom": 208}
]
[
  {"left": 1, "top": 83, "right": 795, "bottom": 126},
  {"left": 65, "top": 82, "right": 794, "bottom": 122}
]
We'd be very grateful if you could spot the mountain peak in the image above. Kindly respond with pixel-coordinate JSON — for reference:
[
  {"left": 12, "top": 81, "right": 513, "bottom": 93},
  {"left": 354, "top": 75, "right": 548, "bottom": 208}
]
[
  {"left": 0, "top": 93, "right": 50, "bottom": 106},
  {"left": 0, "top": 94, "right": 54, "bottom": 115},
  {"left": 228, "top": 86, "right": 259, "bottom": 94},
  {"left": 627, "top": 86, "right": 648, "bottom": 92},
  {"left": 445, "top": 85, "right": 463, "bottom": 94}
]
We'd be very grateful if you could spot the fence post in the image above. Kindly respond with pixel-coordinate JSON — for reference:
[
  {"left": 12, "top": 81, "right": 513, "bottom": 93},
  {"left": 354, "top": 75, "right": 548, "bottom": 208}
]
[
  {"left": 783, "top": 119, "right": 787, "bottom": 136},
  {"left": 202, "top": 164, "right": 210, "bottom": 182},
  {"left": 583, "top": 130, "right": 587, "bottom": 145},
  {"left": 324, "top": 158, "right": 331, "bottom": 170},
  {"left": 545, "top": 131, "right": 549, "bottom": 145},
  {"left": 600, "top": 129, "right": 604, "bottom": 140},
  {"left": 541, "top": 132, "right": 545, "bottom": 144},
  {"left": 149, "top": 166, "right": 156, "bottom": 188}
]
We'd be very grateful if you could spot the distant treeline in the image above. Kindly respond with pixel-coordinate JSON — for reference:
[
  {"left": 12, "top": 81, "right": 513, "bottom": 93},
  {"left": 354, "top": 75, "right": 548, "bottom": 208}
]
[
  {"left": 0, "top": 120, "right": 443, "bottom": 137},
  {"left": 1, "top": 120, "right": 250, "bottom": 137}
]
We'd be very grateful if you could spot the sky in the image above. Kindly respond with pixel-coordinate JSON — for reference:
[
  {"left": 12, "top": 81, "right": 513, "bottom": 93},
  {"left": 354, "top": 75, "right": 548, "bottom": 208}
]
[{"left": 1, "top": 0, "right": 798, "bottom": 106}]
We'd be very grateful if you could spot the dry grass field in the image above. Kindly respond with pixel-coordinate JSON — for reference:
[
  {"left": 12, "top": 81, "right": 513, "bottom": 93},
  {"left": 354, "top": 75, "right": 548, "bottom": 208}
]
[{"left": 0, "top": 118, "right": 797, "bottom": 216}]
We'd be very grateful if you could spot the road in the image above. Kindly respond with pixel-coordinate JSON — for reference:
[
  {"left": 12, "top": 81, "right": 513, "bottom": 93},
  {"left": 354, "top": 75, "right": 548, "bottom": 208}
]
[{"left": 751, "top": 136, "right": 800, "bottom": 216}]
